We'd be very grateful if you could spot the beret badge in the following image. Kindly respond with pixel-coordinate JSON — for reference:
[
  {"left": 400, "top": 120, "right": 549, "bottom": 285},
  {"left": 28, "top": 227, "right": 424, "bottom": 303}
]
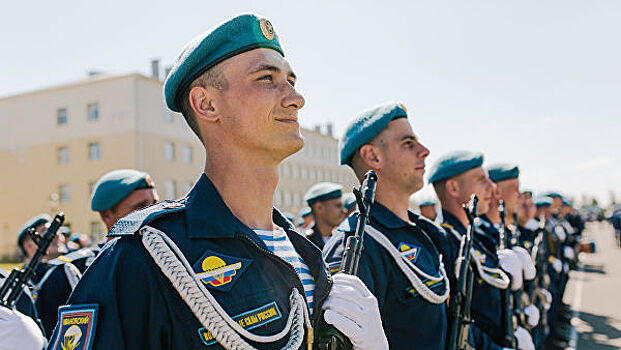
[{"left": 260, "top": 19, "right": 275, "bottom": 40}]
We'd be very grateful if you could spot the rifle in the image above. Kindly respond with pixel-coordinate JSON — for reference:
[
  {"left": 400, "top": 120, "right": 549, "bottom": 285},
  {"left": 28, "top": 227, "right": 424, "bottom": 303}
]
[
  {"left": 0, "top": 213, "right": 65, "bottom": 308},
  {"left": 315, "top": 170, "right": 378, "bottom": 350},
  {"left": 497, "top": 201, "right": 517, "bottom": 347},
  {"left": 447, "top": 195, "right": 478, "bottom": 350}
]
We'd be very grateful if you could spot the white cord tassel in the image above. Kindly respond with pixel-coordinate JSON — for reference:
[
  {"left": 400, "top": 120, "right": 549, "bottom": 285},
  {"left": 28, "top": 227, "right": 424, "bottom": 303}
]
[
  {"left": 140, "top": 226, "right": 311, "bottom": 350},
  {"left": 446, "top": 228, "right": 510, "bottom": 290},
  {"left": 364, "top": 225, "right": 450, "bottom": 304}
]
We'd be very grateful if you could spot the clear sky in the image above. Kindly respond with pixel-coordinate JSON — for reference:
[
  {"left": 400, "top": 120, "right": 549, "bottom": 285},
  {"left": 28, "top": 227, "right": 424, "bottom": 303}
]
[{"left": 2, "top": 0, "right": 619, "bottom": 206}]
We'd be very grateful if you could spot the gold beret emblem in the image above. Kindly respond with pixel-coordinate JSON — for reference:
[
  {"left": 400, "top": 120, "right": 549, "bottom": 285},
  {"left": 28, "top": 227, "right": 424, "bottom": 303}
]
[
  {"left": 260, "top": 19, "right": 275, "bottom": 41},
  {"left": 397, "top": 104, "right": 408, "bottom": 113}
]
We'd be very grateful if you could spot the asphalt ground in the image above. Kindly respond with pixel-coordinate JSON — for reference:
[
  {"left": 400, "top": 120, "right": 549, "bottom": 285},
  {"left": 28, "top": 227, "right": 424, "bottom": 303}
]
[{"left": 563, "top": 221, "right": 621, "bottom": 349}]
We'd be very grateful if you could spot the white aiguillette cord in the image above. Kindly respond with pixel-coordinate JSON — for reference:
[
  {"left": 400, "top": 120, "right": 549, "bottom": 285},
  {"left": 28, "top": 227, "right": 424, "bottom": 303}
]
[
  {"left": 448, "top": 228, "right": 510, "bottom": 290},
  {"left": 364, "top": 225, "right": 450, "bottom": 304},
  {"left": 140, "top": 226, "right": 311, "bottom": 350}
]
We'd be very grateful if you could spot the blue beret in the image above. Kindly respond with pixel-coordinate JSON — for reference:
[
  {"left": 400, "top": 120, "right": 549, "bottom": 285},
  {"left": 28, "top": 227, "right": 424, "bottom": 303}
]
[
  {"left": 164, "top": 13, "right": 284, "bottom": 113},
  {"left": 340, "top": 102, "right": 408, "bottom": 166},
  {"left": 91, "top": 169, "right": 155, "bottom": 211},
  {"left": 18, "top": 214, "right": 51, "bottom": 246},
  {"left": 562, "top": 199, "right": 572, "bottom": 206},
  {"left": 282, "top": 212, "right": 295, "bottom": 222},
  {"left": 428, "top": 150, "right": 484, "bottom": 183},
  {"left": 304, "top": 182, "right": 343, "bottom": 206},
  {"left": 541, "top": 191, "right": 563, "bottom": 199},
  {"left": 419, "top": 200, "right": 436, "bottom": 207},
  {"left": 299, "top": 206, "right": 312, "bottom": 218},
  {"left": 487, "top": 163, "right": 520, "bottom": 182},
  {"left": 343, "top": 193, "right": 357, "bottom": 211},
  {"left": 534, "top": 196, "right": 554, "bottom": 208}
]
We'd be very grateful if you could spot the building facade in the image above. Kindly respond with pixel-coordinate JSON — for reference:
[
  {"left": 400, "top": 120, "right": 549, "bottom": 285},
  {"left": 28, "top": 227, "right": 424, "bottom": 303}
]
[{"left": 0, "top": 73, "right": 357, "bottom": 259}]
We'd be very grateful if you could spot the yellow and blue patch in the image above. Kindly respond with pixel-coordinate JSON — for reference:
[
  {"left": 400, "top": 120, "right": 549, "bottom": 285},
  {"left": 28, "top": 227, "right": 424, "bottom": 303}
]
[
  {"left": 52, "top": 304, "right": 98, "bottom": 350},
  {"left": 197, "top": 301, "right": 282, "bottom": 346},
  {"left": 192, "top": 251, "right": 251, "bottom": 292},
  {"left": 398, "top": 242, "right": 421, "bottom": 263},
  {"left": 405, "top": 278, "right": 445, "bottom": 297},
  {"left": 328, "top": 261, "right": 341, "bottom": 275}
]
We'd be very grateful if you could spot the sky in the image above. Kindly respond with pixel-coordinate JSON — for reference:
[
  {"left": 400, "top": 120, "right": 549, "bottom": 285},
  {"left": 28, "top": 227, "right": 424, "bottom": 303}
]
[{"left": 1, "top": 0, "right": 620, "bottom": 206}]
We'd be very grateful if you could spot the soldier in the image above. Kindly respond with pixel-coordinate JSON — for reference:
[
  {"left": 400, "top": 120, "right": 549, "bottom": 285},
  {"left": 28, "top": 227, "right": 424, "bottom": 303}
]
[
  {"left": 55, "top": 169, "right": 159, "bottom": 274},
  {"left": 343, "top": 192, "right": 357, "bottom": 217},
  {"left": 16, "top": 215, "right": 81, "bottom": 338},
  {"left": 429, "top": 151, "right": 534, "bottom": 350},
  {"left": 418, "top": 200, "right": 437, "bottom": 221},
  {"left": 303, "top": 182, "right": 346, "bottom": 249},
  {"left": 298, "top": 206, "right": 314, "bottom": 229},
  {"left": 323, "top": 103, "right": 451, "bottom": 349},
  {"left": 47, "top": 14, "right": 386, "bottom": 350}
]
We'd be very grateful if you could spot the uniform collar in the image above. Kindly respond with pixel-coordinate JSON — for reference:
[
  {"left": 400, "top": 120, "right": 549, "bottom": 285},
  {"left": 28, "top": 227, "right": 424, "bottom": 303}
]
[
  {"left": 370, "top": 201, "right": 416, "bottom": 229},
  {"left": 185, "top": 174, "right": 294, "bottom": 239},
  {"left": 440, "top": 208, "right": 467, "bottom": 235}
]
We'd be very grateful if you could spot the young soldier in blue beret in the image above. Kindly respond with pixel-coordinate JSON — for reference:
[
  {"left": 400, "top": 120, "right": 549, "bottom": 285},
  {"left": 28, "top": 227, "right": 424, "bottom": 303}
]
[
  {"left": 418, "top": 200, "right": 437, "bottom": 221},
  {"left": 342, "top": 193, "right": 357, "bottom": 217},
  {"left": 47, "top": 14, "right": 386, "bottom": 350},
  {"left": 298, "top": 206, "right": 314, "bottom": 229},
  {"left": 303, "top": 182, "right": 346, "bottom": 249},
  {"left": 56, "top": 169, "right": 160, "bottom": 274},
  {"left": 429, "top": 151, "right": 535, "bottom": 350},
  {"left": 323, "top": 102, "right": 452, "bottom": 349}
]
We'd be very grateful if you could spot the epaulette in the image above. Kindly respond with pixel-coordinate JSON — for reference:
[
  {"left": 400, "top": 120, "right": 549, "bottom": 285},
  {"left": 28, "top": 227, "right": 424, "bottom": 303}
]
[
  {"left": 304, "top": 228, "right": 314, "bottom": 237},
  {"left": 440, "top": 223, "right": 454, "bottom": 230},
  {"left": 108, "top": 199, "right": 187, "bottom": 237},
  {"left": 56, "top": 247, "right": 95, "bottom": 263}
]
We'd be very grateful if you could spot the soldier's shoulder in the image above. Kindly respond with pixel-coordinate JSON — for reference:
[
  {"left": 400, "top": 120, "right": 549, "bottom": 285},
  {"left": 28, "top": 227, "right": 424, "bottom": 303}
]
[
  {"left": 411, "top": 212, "right": 447, "bottom": 236},
  {"left": 55, "top": 247, "right": 97, "bottom": 264},
  {"left": 108, "top": 199, "right": 187, "bottom": 237}
]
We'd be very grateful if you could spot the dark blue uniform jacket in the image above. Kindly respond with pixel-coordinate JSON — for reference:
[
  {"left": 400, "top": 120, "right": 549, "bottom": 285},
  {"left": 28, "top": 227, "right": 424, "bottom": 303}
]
[
  {"left": 323, "top": 202, "right": 448, "bottom": 350},
  {"left": 439, "top": 210, "right": 505, "bottom": 350},
  {"left": 47, "top": 174, "right": 332, "bottom": 350}
]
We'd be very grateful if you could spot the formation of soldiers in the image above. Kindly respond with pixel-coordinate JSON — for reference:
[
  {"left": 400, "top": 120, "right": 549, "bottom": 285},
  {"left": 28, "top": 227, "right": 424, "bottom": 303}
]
[{"left": 0, "top": 13, "right": 588, "bottom": 350}]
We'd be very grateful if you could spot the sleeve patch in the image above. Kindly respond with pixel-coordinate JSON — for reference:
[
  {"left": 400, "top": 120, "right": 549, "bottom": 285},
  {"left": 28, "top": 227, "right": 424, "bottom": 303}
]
[{"left": 52, "top": 304, "right": 99, "bottom": 350}]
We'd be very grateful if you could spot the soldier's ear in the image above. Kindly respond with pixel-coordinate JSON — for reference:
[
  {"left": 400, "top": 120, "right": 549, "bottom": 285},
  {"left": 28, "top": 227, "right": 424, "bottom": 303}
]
[
  {"left": 445, "top": 179, "right": 460, "bottom": 199},
  {"left": 189, "top": 86, "right": 220, "bottom": 123},
  {"left": 358, "top": 144, "right": 381, "bottom": 169}
]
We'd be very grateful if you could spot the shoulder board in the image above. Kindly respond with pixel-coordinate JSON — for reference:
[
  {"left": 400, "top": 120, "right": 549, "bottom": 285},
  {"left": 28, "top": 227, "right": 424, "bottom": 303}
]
[
  {"left": 108, "top": 199, "right": 186, "bottom": 237},
  {"left": 440, "top": 223, "right": 454, "bottom": 230},
  {"left": 56, "top": 248, "right": 95, "bottom": 263},
  {"left": 412, "top": 212, "right": 443, "bottom": 232}
]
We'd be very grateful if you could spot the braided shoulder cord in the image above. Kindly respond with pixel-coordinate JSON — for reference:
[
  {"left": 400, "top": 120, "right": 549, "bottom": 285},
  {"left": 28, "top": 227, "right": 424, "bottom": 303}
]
[
  {"left": 140, "top": 226, "right": 311, "bottom": 350},
  {"left": 364, "top": 225, "right": 450, "bottom": 304},
  {"left": 446, "top": 228, "right": 510, "bottom": 289}
]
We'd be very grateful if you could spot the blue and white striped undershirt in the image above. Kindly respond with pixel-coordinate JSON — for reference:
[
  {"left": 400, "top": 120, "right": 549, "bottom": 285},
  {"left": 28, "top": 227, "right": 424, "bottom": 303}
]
[{"left": 253, "top": 227, "right": 315, "bottom": 315}]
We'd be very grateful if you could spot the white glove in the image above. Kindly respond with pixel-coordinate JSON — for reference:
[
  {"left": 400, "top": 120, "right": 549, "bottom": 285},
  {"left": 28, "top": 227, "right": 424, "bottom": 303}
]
[
  {"left": 498, "top": 249, "right": 523, "bottom": 291},
  {"left": 0, "top": 307, "right": 46, "bottom": 350},
  {"left": 514, "top": 326, "right": 535, "bottom": 350},
  {"left": 524, "top": 219, "right": 539, "bottom": 231},
  {"left": 540, "top": 288, "right": 552, "bottom": 310},
  {"left": 563, "top": 262, "right": 570, "bottom": 274},
  {"left": 322, "top": 274, "right": 389, "bottom": 350},
  {"left": 551, "top": 258, "right": 562, "bottom": 273},
  {"left": 524, "top": 304, "right": 540, "bottom": 327},
  {"left": 554, "top": 226, "right": 566, "bottom": 241},
  {"left": 563, "top": 246, "right": 575, "bottom": 260},
  {"left": 512, "top": 246, "right": 536, "bottom": 280}
]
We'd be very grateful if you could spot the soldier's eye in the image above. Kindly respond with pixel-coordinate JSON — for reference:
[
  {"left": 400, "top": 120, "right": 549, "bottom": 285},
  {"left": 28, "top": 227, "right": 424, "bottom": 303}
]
[{"left": 258, "top": 75, "right": 273, "bottom": 82}]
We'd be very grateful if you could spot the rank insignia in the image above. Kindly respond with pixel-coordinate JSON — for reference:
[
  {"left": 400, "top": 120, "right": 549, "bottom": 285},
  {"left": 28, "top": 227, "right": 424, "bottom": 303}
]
[
  {"left": 52, "top": 304, "right": 98, "bottom": 350},
  {"left": 198, "top": 301, "right": 282, "bottom": 346},
  {"left": 193, "top": 250, "right": 251, "bottom": 292},
  {"left": 398, "top": 242, "right": 421, "bottom": 263}
]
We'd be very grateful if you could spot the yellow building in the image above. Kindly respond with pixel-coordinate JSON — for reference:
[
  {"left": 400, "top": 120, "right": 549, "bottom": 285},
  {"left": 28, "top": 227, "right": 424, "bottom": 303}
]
[{"left": 0, "top": 72, "right": 357, "bottom": 259}]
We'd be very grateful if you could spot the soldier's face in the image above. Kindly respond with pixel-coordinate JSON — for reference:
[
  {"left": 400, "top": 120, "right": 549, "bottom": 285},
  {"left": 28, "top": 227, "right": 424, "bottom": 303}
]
[
  {"left": 316, "top": 198, "right": 346, "bottom": 227},
  {"left": 373, "top": 119, "right": 429, "bottom": 194},
  {"left": 420, "top": 206, "right": 437, "bottom": 221},
  {"left": 102, "top": 188, "right": 159, "bottom": 231},
  {"left": 455, "top": 167, "right": 494, "bottom": 214},
  {"left": 497, "top": 178, "right": 521, "bottom": 213},
  {"left": 216, "top": 48, "right": 305, "bottom": 162}
]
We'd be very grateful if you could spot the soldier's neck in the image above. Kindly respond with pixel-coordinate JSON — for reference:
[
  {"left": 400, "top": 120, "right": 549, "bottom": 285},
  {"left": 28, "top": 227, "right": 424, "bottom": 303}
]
[
  {"left": 487, "top": 204, "right": 501, "bottom": 224},
  {"left": 315, "top": 220, "right": 335, "bottom": 238},
  {"left": 442, "top": 199, "right": 469, "bottom": 229},
  {"left": 204, "top": 156, "right": 278, "bottom": 231},
  {"left": 374, "top": 183, "right": 412, "bottom": 223}
]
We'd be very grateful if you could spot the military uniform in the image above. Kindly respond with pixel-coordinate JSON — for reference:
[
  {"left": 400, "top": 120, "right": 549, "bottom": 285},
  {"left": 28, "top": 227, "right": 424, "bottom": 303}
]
[
  {"left": 324, "top": 203, "right": 450, "bottom": 350},
  {"left": 47, "top": 174, "right": 331, "bottom": 349},
  {"left": 305, "top": 225, "right": 327, "bottom": 250}
]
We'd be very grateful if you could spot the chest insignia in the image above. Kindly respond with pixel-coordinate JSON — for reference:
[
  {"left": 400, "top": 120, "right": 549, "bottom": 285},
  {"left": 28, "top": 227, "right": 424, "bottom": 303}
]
[
  {"left": 51, "top": 304, "right": 99, "bottom": 350},
  {"left": 398, "top": 242, "right": 421, "bottom": 263},
  {"left": 192, "top": 250, "right": 252, "bottom": 292}
]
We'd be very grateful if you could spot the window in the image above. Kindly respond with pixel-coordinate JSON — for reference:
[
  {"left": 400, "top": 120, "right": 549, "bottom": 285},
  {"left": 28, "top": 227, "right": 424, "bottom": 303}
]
[
  {"left": 284, "top": 191, "right": 292, "bottom": 206},
  {"left": 165, "top": 180, "right": 176, "bottom": 199},
  {"left": 164, "top": 141, "right": 175, "bottom": 161},
  {"left": 293, "top": 192, "right": 301, "bottom": 207},
  {"left": 292, "top": 164, "right": 300, "bottom": 179},
  {"left": 89, "top": 181, "right": 96, "bottom": 195},
  {"left": 59, "top": 184, "right": 71, "bottom": 202},
  {"left": 283, "top": 164, "right": 290, "bottom": 178},
  {"left": 183, "top": 145, "right": 192, "bottom": 163},
  {"left": 87, "top": 103, "right": 99, "bottom": 121},
  {"left": 310, "top": 169, "right": 316, "bottom": 181},
  {"left": 274, "top": 190, "right": 281, "bottom": 205},
  {"left": 58, "top": 146, "right": 69, "bottom": 165},
  {"left": 90, "top": 222, "right": 103, "bottom": 239},
  {"left": 88, "top": 142, "right": 101, "bottom": 161},
  {"left": 57, "top": 108, "right": 67, "bottom": 125}
]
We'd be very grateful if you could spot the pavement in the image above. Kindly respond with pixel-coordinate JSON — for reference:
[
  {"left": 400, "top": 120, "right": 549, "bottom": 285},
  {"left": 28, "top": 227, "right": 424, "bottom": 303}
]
[{"left": 563, "top": 221, "right": 621, "bottom": 349}]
